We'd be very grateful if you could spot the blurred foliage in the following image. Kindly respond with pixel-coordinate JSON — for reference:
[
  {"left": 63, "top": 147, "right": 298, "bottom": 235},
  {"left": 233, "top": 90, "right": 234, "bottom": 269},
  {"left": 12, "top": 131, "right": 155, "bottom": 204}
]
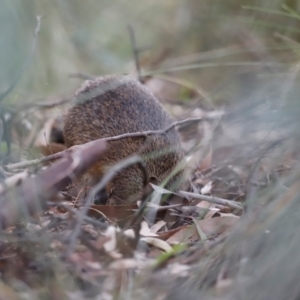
[
  {"left": 1, "top": 0, "right": 300, "bottom": 104},
  {"left": 2, "top": 1, "right": 300, "bottom": 299}
]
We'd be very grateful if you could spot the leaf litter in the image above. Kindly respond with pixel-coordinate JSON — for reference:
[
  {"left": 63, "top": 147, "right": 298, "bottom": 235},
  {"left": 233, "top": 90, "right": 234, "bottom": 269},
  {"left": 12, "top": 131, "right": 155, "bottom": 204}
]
[{"left": 1, "top": 67, "right": 300, "bottom": 299}]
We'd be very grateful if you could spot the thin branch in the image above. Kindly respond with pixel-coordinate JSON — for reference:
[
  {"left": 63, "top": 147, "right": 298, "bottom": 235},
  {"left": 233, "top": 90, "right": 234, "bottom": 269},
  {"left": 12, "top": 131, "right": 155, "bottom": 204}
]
[
  {"left": 0, "top": 16, "right": 42, "bottom": 103},
  {"left": 179, "top": 191, "right": 244, "bottom": 211},
  {"left": 84, "top": 113, "right": 222, "bottom": 143},
  {"left": 4, "top": 114, "right": 224, "bottom": 171},
  {"left": 99, "top": 116, "right": 214, "bottom": 142},
  {"left": 127, "top": 24, "right": 142, "bottom": 82},
  {"left": 4, "top": 151, "right": 66, "bottom": 171}
]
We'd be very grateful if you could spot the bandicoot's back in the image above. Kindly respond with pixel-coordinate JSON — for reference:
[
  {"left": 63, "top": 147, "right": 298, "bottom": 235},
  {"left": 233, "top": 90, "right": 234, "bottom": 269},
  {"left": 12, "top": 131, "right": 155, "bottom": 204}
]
[{"left": 63, "top": 75, "right": 184, "bottom": 203}]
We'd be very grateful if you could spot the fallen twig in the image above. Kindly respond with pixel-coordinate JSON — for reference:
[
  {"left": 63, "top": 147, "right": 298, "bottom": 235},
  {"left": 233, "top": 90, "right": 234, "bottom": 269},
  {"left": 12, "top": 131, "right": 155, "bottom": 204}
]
[
  {"left": 4, "top": 151, "right": 66, "bottom": 171},
  {"left": 4, "top": 114, "right": 223, "bottom": 171},
  {"left": 179, "top": 191, "right": 244, "bottom": 211}
]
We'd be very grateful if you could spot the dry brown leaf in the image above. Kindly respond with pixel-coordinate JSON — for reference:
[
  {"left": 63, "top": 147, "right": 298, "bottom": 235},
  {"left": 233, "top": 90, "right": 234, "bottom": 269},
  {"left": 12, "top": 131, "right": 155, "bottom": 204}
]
[
  {"left": 194, "top": 177, "right": 211, "bottom": 186},
  {"left": 219, "top": 213, "right": 240, "bottom": 218},
  {"left": 109, "top": 259, "right": 138, "bottom": 270},
  {"left": 156, "top": 226, "right": 187, "bottom": 240},
  {"left": 194, "top": 215, "right": 239, "bottom": 237},
  {"left": 202, "top": 207, "right": 220, "bottom": 219},
  {"left": 196, "top": 200, "right": 217, "bottom": 210},
  {"left": 140, "top": 221, "right": 158, "bottom": 237},
  {"left": 35, "top": 118, "right": 56, "bottom": 147},
  {"left": 141, "top": 237, "right": 173, "bottom": 252},
  {"left": 150, "top": 220, "right": 166, "bottom": 233},
  {"left": 166, "top": 216, "right": 239, "bottom": 244},
  {"left": 166, "top": 225, "right": 197, "bottom": 244},
  {"left": 198, "top": 146, "right": 212, "bottom": 171},
  {"left": 88, "top": 204, "right": 137, "bottom": 224},
  {"left": 38, "top": 143, "right": 67, "bottom": 158}
]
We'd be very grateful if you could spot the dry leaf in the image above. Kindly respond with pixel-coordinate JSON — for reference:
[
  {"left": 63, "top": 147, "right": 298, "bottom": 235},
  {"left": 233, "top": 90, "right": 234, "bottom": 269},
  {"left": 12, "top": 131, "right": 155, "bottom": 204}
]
[
  {"left": 197, "top": 200, "right": 217, "bottom": 210},
  {"left": 194, "top": 216, "right": 239, "bottom": 238},
  {"left": 198, "top": 146, "right": 212, "bottom": 171},
  {"left": 141, "top": 237, "right": 173, "bottom": 252},
  {"left": 0, "top": 170, "right": 30, "bottom": 193},
  {"left": 166, "top": 225, "right": 197, "bottom": 244},
  {"left": 201, "top": 181, "right": 213, "bottom": 195},
  {"left": 35, "top": 118, "right": 56, "bottom": 147},
  {"left": 194, "top": 177, "right": 211, "bottom": 186},
  {"left": 201, "top": 207, "right": 220, "bottom": 219},
  {"left": 140, "top": 221, "right": 158, "bottom": 237},
  {"left": 167, "top": 216, "right": 239, "bottom": 244},
  {"left": 193, "top": 217, "right": 207, "bottom": 240},
  {"left": 150, "top": 220, "right": 166, "bottom": 233},
  {"left": 88, "top": 204, "right": 137, "bottom": 224},
  {"left": 167, "top": 263, "right": 190, "bottom": 277},
  {"left": 103, "top": 226, "right": 118, "bottom": 252},
  {"left": 109, "top": 259, "right": 138, "bottom": 270},
  {"left": 157, "top": 226, "right": 187, "bottom": 240}
]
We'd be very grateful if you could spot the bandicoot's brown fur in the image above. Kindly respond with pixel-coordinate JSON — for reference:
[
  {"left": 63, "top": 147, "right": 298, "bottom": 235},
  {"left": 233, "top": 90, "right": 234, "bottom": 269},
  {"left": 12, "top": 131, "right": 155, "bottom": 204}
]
[{"left": 63, "top": 75, "right": 184, "bottom": 203}]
